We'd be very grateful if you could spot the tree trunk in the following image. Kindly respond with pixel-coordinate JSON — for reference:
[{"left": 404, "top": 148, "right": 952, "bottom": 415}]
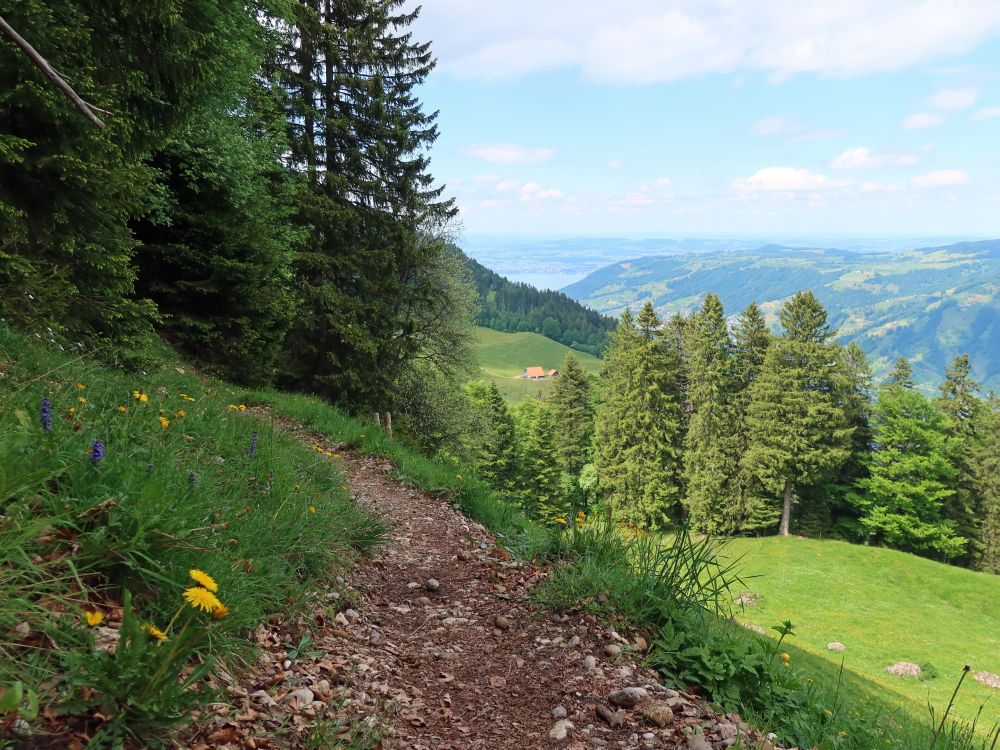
[{"left": 779, "top": 479, "right": 793, "bottom": 536}]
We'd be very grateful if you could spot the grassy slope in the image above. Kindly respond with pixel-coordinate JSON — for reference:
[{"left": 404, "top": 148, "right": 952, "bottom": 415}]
[
  {"left": 473, "top": 327, "right": 601, "bottom": 402},
  {"left": 725, "top": 536, "right": 1000, "bottom": 729}
]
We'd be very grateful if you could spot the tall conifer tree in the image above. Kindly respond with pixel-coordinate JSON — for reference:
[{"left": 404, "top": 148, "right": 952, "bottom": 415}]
[
  {"left": 514, "top": 397, "right": 565, "bottom": 523},
  {"left": 549, "top": 353, "right": 594, "bottom": 477},
  {"left": 743, "top": 293, "right": 852, "bottom": 535},
  {"left": 594, "top": 303, "right": 684, "bottom": 529},
  {"left": 466, "top": 380, "right": 518, "bottom": 493},
  {"left": 683, "top": 294, "right": 741, "bottom": 532}
]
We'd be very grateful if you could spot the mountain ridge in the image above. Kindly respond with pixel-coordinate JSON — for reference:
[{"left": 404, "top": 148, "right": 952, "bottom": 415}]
[{"left": 562, "top": 239, "right": 1000, "bottom": 388}]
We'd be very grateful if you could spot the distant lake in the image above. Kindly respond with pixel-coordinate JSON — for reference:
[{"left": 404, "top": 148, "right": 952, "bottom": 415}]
[{"left": 504, "top": 271, "right": 589, "bottom": 292}]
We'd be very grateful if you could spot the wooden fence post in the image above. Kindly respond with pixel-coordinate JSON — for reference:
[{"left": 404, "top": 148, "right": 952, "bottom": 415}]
[
  {"left": 374, "top": 412, "right": 381, "bottom": 430},
  {"left": 385, "top": 411, "right": 393, "bottom": 439}
]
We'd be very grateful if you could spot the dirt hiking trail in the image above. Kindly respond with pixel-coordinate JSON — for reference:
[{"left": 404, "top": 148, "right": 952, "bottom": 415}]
[{"left": 187, "top": 420, "right": 781, "bottom": 750}]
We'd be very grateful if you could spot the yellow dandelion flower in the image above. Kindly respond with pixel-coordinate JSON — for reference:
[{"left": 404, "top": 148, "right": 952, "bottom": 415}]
[
  {"left": 180, "top": 393, "right": 196, "bottom": 402},
  {"left": 144, "top": 624, "right": 168, "bottom": 641},
  {"left": 84, "top": 610, "right": 104, "bottom": 627},
  {"left": 189, "top": 569, "right": 218, "bottom": 592},
  {"left": 176, "top": 409, "right": 186, "bottom": 418},
  {"left": 158, "top": 416, "right": 169, "bottom": 429},
  {"left": 228, "top": 404, "right": 239, "bottom": 411},
  {"left": 212, "top": 604, "right": 230, "bottom": 620},
  {"left": 68, "top": 407, "right": 76, "bottom": 414},
  {"left": 183, "top": 586, "right": 222, "bottom": 613},
  {"left": 118, "top": 405, "right": 127, "bottom": 413},
  {"left": 78, "top": 397, "right": 87, "bottom": 404},
  {"left": 139, "top": 394, "right": 148, "bottom": 403},
  {"left": 132, "top": 390, "right": 141, "bottom": 399},
  {"left": 309, "top": 505, "right": 316, "bottom": 514},
  {"left": 238, "top": 404, "right": 247, "bottom": 411},
  {"left": 76, "top": 383, "right": 87, "bottom": 390},
  {"left": 781, "top": 652, "right": 790, "bottom": 660},
  {"left": 555, "top": 517, "right": 567, "bottom": 525}
]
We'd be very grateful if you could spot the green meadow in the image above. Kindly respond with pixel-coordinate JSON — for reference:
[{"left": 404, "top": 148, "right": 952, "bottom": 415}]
[
  {"left": 725, "top": 535, "right": 1000, "bottom": 731},
  {"left": 472, "top": 326, "right": 602, "bottom": 402}
]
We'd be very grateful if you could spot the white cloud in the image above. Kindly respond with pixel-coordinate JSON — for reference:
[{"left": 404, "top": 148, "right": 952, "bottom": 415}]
[
  {"left": 732, "top": 166, "right": 850, "bottom": 193},
  {"left": 831, "top": 146, "right": 920, "bottom": 169},
  {"left": 972, "top": 106, "right": 1000, "bottom": 121},
  {"left": 460, "top": 143, "right": 555, "bottom": 164},
  {"left": 928, "top": 87, "right": 979, "bottom": 110},
  {"left": 859, "top": 181, "right": 900, "bottom": 192},
  {"left": 751, "top": 115, "right": 800, "bottom": 136},
  {"left": 519, "top": 182, "right": 565, "bottom": 201},
  {"left": 607, "top": 178, "right": 674, "bottom": 213},
  {"left": 902, "top": 112, "right": 945, "bottom": 129},
  {"left": 411, "top": 1, "right": 1000, "bottom": 83},
  {"left": 494, "top": 179, "right": 520, "bottom": 192},
  {"left": 606, "top": 159, "right": 623, "bottom": 169},
  {"left": 911, "top": 170, "right": 969, "bottom": 188}
]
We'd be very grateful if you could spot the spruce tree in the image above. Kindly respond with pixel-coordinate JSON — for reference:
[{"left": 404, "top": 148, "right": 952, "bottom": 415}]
[
  {"left": 970, "top": 396, "right": 1000, "bottom": 573},
  {"left": 594, "top": 303, "right": 684, "bottom": 529},
  {"left": 936, "top": 354, "right": 983, "bottom": 557},
  {"left": 465, "top": 380, "right": 518, "bottom": 494},
  {"left": 887, "top": 357, "right": 914, "bottom": 388},
  {"left": 743, "top": 294, "right": 852, "bottom": 535},
  {"left": 731, "top": 302, "right": 776, "bottom": 531},
  {"left": 514, "top": 397, "right": 565, "bottom": 523},
  {"left": 848, "top": 385, "right": 965, "bottom": 561},
  {"left": 270, "top": 0, "right": 457, "bottom": 408},
  {"left": 683, "top": 294, "right": 741, "bottom": 533},
  {"left": 548, "top": 353, "right": 594, "bottom": 477}
]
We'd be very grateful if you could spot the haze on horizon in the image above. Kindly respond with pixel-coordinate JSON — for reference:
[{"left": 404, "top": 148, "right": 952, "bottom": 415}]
[{"left": 410, "top": 1, "right": 1000, "bottom": 238}]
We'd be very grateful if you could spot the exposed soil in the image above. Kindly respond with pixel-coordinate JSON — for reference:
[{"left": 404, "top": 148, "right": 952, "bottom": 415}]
[{"left": 184, "top": 420, "right": 781, "bottom": 749}]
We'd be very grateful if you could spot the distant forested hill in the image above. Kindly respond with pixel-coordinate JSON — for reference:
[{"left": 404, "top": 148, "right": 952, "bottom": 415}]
[
  {"left": 463, "top": 251, "right": 615, "bottom": 355},
  {"left": 563, "top": 239, "right": 1000, "bottom": 388}
]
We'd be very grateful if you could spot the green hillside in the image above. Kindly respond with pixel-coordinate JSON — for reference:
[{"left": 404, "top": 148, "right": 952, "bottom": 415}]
[
  {"left": 724, "top": 535, "right": 1000, "bottom": 728},
  {"left": 563, "top": 240, "right": 1000, "bottom": 389},
  {"left": 473, "top": 327, "right": 601, "bottom": 402}
]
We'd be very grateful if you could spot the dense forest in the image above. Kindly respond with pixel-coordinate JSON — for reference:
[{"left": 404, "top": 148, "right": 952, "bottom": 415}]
[
  {"left": 464, "top": 253, "right": 616, "bottom": 355},
  {"left": 462, "top": 293, "right": 1000, "bottom": 574},
  {"left": 0, "top": 0, "right": 471, "bottom": 426}
]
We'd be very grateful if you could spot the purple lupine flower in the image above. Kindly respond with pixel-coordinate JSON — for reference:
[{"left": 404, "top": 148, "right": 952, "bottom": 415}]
[
  {"left": 40, "top": 397, "right": 53, "bottom": 432},
  {"left": 248, "top": 431, "right": 258, "bottom": 460},
  {"left": 90, "top": 439, "right": 105, "bottom": 464}
]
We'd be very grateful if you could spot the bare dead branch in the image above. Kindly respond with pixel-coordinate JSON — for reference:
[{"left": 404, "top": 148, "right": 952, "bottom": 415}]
[{"left": 0, "top": 14, "right": 107, "bottom": 129}]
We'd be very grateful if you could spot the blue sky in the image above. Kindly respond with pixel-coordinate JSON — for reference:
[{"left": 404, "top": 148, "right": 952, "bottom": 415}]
[{"left": 408, "top": 1, "right": 1000, "bottom": 237}]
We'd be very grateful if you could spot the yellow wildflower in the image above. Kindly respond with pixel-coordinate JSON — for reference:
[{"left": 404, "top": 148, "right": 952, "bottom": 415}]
[
  {"left": 140, "top": 394, "right": 148, "bottom": 403},
  {"left": 144, "top": 624, "right": 168, "bottom": 641},
  {"left": 180, "top": 393, "right": 196, "bottom": 402},
  {"left": 183, "top": 586, "right": 223, "bottom": 613},
  {"left": 133, "top": 390, "right": 141, "bottom": 399},
  {"left": 456, "top": 474, "right": 462, "bottom": 480},
  {"left": 78, "top": 397, "right": 87, "bottom": 404},
  {"left": 84, "top": 610, "right": 104, "bottom": 627},
  {"left": 555, "top": 517, "right": 567, "bottom": 525},
  {"left": 158, "top": 416, "right": 169, "bottom": 429},
  {"left": 76, "top": 383, "right": 87, "bottom": 390},
  {"left": 781, "top": 652, "right": 790, "bottom": 660},
  {"left": 309, "top": 505, "right": 316, "bottom": 514},
  {"left": 212, "top": 604, "right": 230, "bottom": 620},
  {"left": 238, "top": 404, "right": 247, "bottom": 411},
  {"left": 189, "top": 569, "right": 218, "bottom": 592},
  {"left": 118, "top": 405, "right": 127, "bottom": 413},
  {"left": 228, "top": 404, "right": 239, "bottom": 411},
  {"left": 176, "top": 409, "right": 186, "bottom": 418},
  {"left": 68, "top": 407, "right": 76, "bottom": 414}
]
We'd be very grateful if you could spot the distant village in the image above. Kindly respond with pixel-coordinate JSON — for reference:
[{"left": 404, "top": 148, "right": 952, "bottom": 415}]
[{"left": 521, "top": 366, "right": 560, "bottom": 380}]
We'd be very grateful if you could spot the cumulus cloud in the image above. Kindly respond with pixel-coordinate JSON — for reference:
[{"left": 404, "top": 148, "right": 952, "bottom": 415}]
[
  {"left": 460, "top": 143, "right": 555, "bottom": 164},
  {"left": 902, "top": 112, "right": 946, "bottom": 129},
  {"left": 910, "top": 170, "right": 969, "bottom": 188},
  {"left": 928, "top": 87, "right": 979, "bottom": 110},
  {"left": 519, "top": 182, "right": 565, "bottom": 201},
  {"left": 831, "top": 146, "right": 920, "bottom": 169},
  {"left": 731, "top": 167, "right": 851, "bottom": 193},
  {"left": 410, "top": 0, "right": 1000, "bottom": 83}
]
